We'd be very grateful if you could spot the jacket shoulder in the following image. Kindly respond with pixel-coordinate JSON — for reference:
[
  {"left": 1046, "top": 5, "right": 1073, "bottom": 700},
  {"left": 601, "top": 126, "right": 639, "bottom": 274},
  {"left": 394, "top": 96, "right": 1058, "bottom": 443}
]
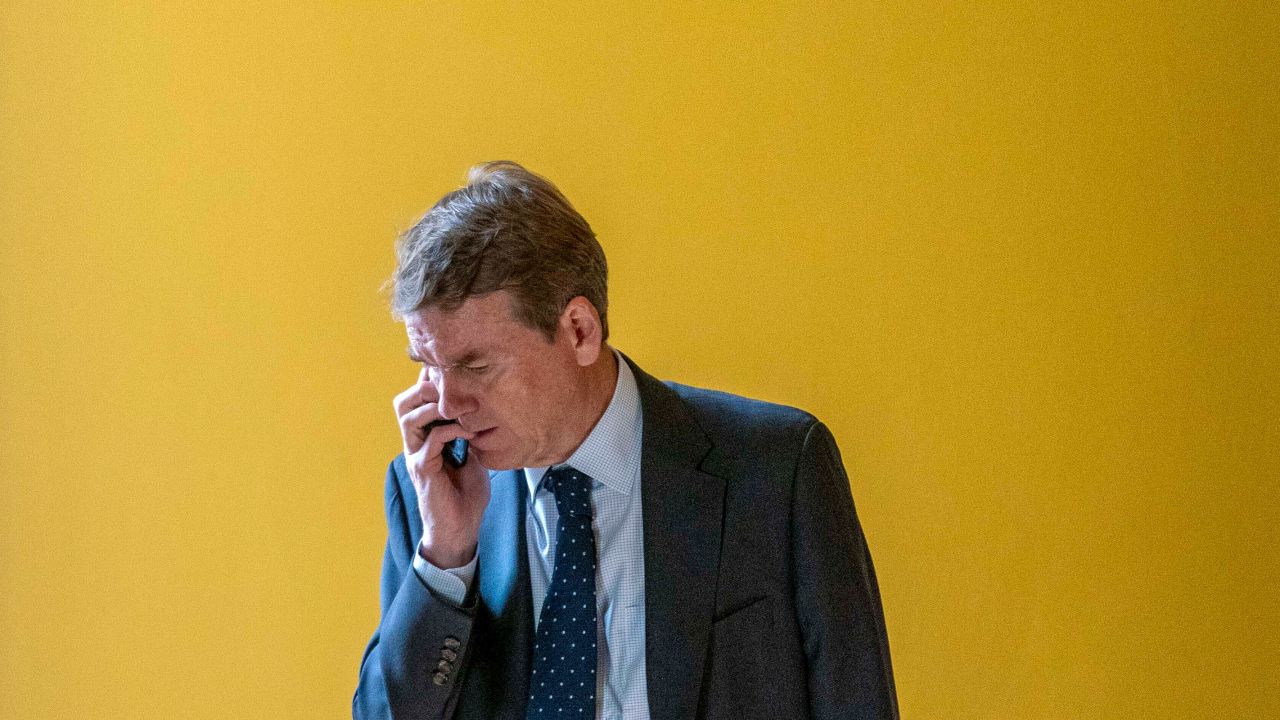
[
  {"left": 666, "top": 381, "right": 817, "bottom": 429},
  {"left": 664, "top": 381, "right": 822, "bottom": 470}
]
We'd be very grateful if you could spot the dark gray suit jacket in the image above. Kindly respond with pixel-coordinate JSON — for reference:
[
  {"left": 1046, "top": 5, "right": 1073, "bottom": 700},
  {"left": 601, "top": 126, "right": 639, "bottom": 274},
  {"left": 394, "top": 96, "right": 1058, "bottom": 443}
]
[{"left": 353, "top": 355, "right": 898, "bottom": 720}]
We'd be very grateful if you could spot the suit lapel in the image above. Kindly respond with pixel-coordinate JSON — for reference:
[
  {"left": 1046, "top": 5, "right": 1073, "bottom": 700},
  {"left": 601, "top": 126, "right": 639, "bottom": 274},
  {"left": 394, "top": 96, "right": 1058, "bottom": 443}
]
[
  {"left": 469, "top": 468, "right": 533, "bottom": 719},
  {"left": 477, "top": 468, "right": 528, "bottom": 618},
  {"left": 626, "top": 356, "right": 726, "bottom": 720}
]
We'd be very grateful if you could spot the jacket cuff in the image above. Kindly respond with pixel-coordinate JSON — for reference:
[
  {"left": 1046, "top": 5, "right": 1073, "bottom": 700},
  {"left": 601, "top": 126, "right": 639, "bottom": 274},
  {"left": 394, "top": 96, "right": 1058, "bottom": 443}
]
[{"left": 412, "top": 541, "right": 477, "bottom": 607}]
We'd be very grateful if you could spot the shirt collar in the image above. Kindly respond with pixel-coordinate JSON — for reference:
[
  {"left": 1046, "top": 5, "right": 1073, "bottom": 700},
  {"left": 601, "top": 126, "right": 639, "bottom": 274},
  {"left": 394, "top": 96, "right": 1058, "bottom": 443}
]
[{"left": 524, "top": 348, "right": 643, "bottom": 498}]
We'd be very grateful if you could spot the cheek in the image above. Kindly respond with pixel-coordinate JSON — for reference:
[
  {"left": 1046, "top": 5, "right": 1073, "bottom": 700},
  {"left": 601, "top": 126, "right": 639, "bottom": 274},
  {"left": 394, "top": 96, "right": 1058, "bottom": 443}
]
[
  {"left": 481, "top": 376, "right": 531, "bottom": 426},
  {"left": 508, "top": 379, "right": 555, "bottom": 437}
]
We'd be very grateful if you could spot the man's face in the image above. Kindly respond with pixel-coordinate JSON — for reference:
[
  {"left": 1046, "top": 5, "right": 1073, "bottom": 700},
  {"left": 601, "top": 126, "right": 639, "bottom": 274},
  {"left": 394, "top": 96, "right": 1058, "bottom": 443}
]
[{"left": 403, "top": 290, "right": 585, "bottom": 470}]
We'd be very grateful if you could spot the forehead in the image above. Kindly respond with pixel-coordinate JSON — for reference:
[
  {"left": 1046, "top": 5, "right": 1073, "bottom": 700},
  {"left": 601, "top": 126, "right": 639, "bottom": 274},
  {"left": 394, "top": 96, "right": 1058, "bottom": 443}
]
[{"left": 403, "top": 291, "right": 526, "bottom": 363}]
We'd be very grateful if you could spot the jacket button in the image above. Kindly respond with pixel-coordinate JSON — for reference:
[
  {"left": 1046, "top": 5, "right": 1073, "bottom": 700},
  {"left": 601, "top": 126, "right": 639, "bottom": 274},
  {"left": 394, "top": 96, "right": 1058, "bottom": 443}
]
[
  {"left": 432, "top": 672, "right": 447, "bottom": 686},
  {"left": 443, "top": 636, "right": 461, "bottom": 649},
  {"left": 436, "top": 659, "right": 453, "bottom": 672},
  {"left": 441, "top": 648, "right": 458, "bottom": 662}
]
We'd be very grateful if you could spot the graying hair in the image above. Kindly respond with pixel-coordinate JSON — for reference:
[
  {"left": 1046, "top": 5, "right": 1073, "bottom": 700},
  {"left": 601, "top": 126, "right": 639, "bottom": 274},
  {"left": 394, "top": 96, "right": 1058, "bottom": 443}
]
[{"left": 385, "top": 161, "right": 608, "bottom": 342}]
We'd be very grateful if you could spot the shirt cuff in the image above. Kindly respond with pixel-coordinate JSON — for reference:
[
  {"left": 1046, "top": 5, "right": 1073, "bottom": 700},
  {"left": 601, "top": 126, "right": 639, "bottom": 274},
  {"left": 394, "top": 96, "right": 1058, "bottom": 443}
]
[{"left": 411, "top": 541, "right": 477, "bottom": 606}]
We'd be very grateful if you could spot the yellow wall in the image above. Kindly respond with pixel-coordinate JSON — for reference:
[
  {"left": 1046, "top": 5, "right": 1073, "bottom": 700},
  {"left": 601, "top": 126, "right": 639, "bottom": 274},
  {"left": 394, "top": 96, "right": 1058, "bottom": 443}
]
[{"left": 2, "top": 2, "right": 1276, "bottom": 718}]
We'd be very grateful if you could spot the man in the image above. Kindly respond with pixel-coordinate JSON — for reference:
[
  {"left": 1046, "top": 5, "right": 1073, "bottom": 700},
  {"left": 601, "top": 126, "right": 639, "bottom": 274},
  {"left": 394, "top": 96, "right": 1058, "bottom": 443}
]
[{"left": 353, "top": 161, "right": 898, "bottom": 720}]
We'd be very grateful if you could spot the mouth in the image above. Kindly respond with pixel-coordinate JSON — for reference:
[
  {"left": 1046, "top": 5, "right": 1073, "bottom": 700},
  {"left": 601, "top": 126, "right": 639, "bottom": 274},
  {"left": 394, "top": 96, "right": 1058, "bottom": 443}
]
[{"left": 469, "top": 427, "right": 497, "bottom": 445}]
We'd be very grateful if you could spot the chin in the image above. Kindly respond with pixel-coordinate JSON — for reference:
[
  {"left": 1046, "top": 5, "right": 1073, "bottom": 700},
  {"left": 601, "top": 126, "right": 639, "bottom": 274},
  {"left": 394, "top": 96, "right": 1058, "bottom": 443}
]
[{"left": 471, "top": 447, "right": 521, "bottom": 472}]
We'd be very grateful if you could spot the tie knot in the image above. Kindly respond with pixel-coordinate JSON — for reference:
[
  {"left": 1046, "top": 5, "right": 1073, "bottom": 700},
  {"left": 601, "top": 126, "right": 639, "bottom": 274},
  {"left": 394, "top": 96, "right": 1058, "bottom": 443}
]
[{"left": 544, "top": 465, "right": 593, "bottom": 518}]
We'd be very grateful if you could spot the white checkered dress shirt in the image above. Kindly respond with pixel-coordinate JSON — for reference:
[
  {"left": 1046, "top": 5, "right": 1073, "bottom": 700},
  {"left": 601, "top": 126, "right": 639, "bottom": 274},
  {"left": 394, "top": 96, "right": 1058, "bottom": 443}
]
[{"left": 414, "top": 350, "right": 650, "bottom": 719}]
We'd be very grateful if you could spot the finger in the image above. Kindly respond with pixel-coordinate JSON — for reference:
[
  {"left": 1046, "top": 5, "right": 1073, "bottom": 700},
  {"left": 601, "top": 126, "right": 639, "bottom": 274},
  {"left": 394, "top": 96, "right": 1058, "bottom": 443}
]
[
  {"left": 420, "top": 421, "right": 476, "bottom": 466},
  {"left": 393, "top": 378, "right": 439, "bottom": 418},
  {"left": 392, "top": 384, "right": 419, "bottom": 418},
  {"left": 400, "top": 402, "right": 442, "bottom": 453},
  {"left": 407, "top": 421, "right": 477, "bottom": 493}
]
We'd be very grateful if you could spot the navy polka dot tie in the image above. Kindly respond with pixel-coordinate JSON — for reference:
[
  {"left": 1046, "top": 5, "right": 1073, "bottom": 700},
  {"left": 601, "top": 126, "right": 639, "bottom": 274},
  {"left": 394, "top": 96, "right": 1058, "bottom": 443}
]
[{"left": 527, "top": 466, "right": 597, "bottom": 719}]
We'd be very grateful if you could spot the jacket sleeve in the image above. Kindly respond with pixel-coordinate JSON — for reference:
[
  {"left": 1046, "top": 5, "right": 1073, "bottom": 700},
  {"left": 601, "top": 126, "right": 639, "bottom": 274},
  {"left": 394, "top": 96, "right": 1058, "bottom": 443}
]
[
  {"left": 353, "top": 458, "right": 479, "bottom": 720},
  {"left": 791, "top": 421, "right": 900, "bottom": 720}
]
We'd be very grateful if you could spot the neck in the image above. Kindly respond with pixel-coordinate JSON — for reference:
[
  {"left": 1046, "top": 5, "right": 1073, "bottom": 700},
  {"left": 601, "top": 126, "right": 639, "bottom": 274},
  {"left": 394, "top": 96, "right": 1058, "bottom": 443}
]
[{"left": 549, "top": 347, "right": 619, "bottom": 465}]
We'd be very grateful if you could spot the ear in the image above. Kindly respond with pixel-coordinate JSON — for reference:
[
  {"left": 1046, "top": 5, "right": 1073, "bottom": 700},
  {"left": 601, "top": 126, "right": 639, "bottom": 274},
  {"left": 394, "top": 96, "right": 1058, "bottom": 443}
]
[{"left": 558, "top": 296, "right": 604, "bottom": 367}]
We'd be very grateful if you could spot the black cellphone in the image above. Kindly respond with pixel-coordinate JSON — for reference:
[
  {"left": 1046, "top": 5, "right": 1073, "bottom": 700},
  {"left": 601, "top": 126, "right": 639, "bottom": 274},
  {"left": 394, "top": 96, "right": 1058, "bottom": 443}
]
[{"left": 423, "top": 419, "right": 469, "bottom": 468}]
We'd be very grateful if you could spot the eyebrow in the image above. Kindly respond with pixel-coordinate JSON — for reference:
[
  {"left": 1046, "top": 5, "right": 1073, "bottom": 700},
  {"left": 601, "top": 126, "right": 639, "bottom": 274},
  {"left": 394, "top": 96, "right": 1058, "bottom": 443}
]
[{"left": 406, "top": 346, "right": 486, "bottom": 367}]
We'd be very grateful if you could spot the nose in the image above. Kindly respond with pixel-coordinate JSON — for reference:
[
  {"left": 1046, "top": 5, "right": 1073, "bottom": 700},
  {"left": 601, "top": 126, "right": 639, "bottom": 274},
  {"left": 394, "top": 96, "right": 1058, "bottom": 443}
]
[{"left": 434, "top": 370, "right": 476, "bottom": 422}]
